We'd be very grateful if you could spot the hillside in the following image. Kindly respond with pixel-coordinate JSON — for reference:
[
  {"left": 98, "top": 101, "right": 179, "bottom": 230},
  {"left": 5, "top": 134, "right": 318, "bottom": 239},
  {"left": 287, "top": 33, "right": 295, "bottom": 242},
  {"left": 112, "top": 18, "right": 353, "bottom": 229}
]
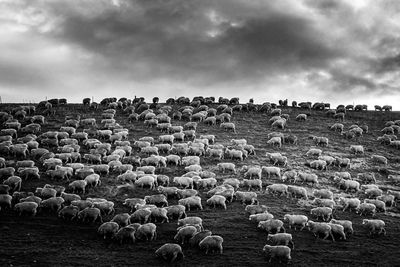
[{"left": 0, "top": 103, "right": 400, "bottom": 267}]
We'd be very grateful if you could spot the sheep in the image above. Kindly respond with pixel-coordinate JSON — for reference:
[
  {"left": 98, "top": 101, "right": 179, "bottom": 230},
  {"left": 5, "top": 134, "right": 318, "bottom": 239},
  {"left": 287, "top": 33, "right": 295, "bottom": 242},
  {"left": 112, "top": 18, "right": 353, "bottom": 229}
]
[
  {"left": 60, "top": 192, "right": 81, "bottom": 204},
  {"left": 333, "top": 171, "right": 351, "bottom": 180},
  {"left": 111, "top": 213, "right": 131, "bottom": 227},
  {"left": 338, "top": 197, "right": 360, "bottom": 212},
  {"left": 155, "top": 243, "right": 184, "bottom": 263},
  {"left": 350, "top": 145, "right": 364, "bottom": 155},
  {"left": 387, "top": 190, "right": 400, "bottom": 201},
  {"left": 173, "top": 177, "right": 194, "bottom": 189},
  {"left": 330, "top": 123, "right": 344, "bottom": 133},
  {"left": 220, "top": 122, "right": 236, "bottom": 133},
  {"left": 144, "top": 194, "right": 168, "bottom": 207},
  {"left": 267, "top": 233, "right": 294, "bottom": 248},
  {"left": 313, "top": 136, "right": 329, "bottom": 147},
  {"left": 149, "top": 207, "right": 169, "bottom": 223},
  {"left": 98, "top": 221, "right": 119, "bottom": 240},
  {"left": 16, "top": 160, "right": 35, "bottom": 169},
  {"left": 261, "top": 166, "right": 281, "bottom": 179},
  {"left": 0, "top": 167, "right": 15, "bottom": 179},
  {"left": 249, "top": 212, "right": 274, "bottom": 223},
  {"left": 364, "top": 199, "right": 386, "bottom": 212},
  {"left": 178, "top": 196, "right": 202, "bottom": 211},
  {"left": 272, "top": 118, "right": 286, "bottom": 129},
  {"left": 84, "top": 173, "right": 101, "bottom": 188},
  {"left": 283, "top": 214, "right": 308, "bottom": 231},
  {"left": 365, "top": 188, "right": 382, "bottom": 199},
  {"left": 377, "top": 194, "right": 395, "bottom": 207},
  {"left": 199, "top": 235, "right": 224, "bottom": 255},
  {"left": 166, "top": 205, "right": 187, "bottom": 220},
  {"left": 336, "top": 178, "right": 360, "bottom": 192},
  {"left": 177, "top": 216, "right": 203, "bottom": 229},
  {"left": 357, "top": 203, "right": 376, "bottom": 216},
  {"left": 310, "top": 207, "right": 333, "bottom": 221},
  {"left": 136, "top": 166, "right": 156, "bottom": 174},
  {"left": 258, "top": 219, "right": 285, "bottom": 234},
  {"left": 68, "top": 180, "right": 87, "bottom": 194},
  {"left": 296, "top": 114, "right": 307, "bottom": 121},
  {"left": 206, "top": 148, "right": 224, "bottom": 160},
  {"left": 174, "top": 225, "right": 198, "bottom": 244},
  {"left": 222, "top": 178, "right": 240, "bottom": 190},
  {"left": 39, "top": 197, "right": 65, "bottom": 213},
  {"left": 267, "top": 137, "right": 282, "bottom": 148},
  {"left": 224, "top": 149, "right": 244, "bottom": 161},
  {"left": 312, "top": 198, "right": 335, "bottom": 209},
  {"left": 189, "top": 230, "right": 212, "bottom": 247},
  {"left": 309, "top": 160, "right": 327, "bottom": 171},
  {"left": 371, "top": 154, "right": 388, "bottom": 165},
  {"left": 217, "top": 162, "right": 236, "bottom": 174},
  {"left": 265, "top": 153, "right": 287, "bottom": 166},
  {"left": 305, "top": 148, "right": 322, "bottom": 157},
  {"left": 58, "top": 205, "right": 79, "bottom": 220},
  {"left": 307, "top": 220, "right": 334, "bottom": 240},
  {"left": 234, "top": 191, "right": 258, "bottom": 205},
  {"left": 129, "top": 208, "right": 152, "bottom": 224},
  {"left": 3, "top": 176, "right": 22, "bottom": 192},
  {"left": 181, "top": 156, "right": 200, "bottom": 166},
  {"left": 281, "top": 170, "right": 297, "bottom": 183},
  {"left": 206, "top": 195, "right": 227, "bottom": 209},
  {"left": 266, "top": 184, "right": 288, "bottom": 196},
  {"left": 245, "top": 204, "right": 268, "bottom": 215},
  {"left": 14, "top": 201, "right": 38, "bottom": 216},
  {"left": 328, "top": 223, "right": 346, "bottom": 240},
  {"left": 362, "top": 219, "right": 386, "bottom": 235},
  {"left": 135, "top": 176, "right": 157, "bottom": 190},
  {"left": 197, "top": 178, "right": 217, "bottom": 189},
  {"left": 166, "top": 155, "right": 181, "bottom": 166},
  {"left": 185, "top": 164, "right": 202, "bottom": 173},
  {"left": 335, "top": 157, "right": 351, "bottom": 168},
  {"left": 287, "top": 185, "right": 308, "bottom": 200},
  {"left": 262, "top": 245, "right": 291, "bottom": 263},
  {"left": 242, "top": 179, "right": 263, "bottom": 191},
  {"left": 295, "top": 172, "right": 318, "bottom": 185},
  {"left": 46, "top": 169, "right": 69, "bottom": 181},
  {"left": 329, "top": 219, "right": 354, "bottom": 235},
  {"left": 158, "top": 135, "right": 174, "bottom": 144}
]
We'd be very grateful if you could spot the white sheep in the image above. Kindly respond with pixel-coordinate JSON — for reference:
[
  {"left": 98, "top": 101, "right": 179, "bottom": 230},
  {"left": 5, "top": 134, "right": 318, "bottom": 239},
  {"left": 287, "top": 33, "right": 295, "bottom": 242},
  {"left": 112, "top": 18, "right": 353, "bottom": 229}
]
[
  {"left": 281, "top": 170, "right": 297, "bottom": 183},
  {"left": 362, "top": 219, "right": 386, "bottom": 235},
  {"left": 258, "top": 219, "right": 285, "bottom": 234},
  {"left": 155, "top": 243, "right": 184, "bottom": 263},
  {"left": 173, "top": 177, "right": 194, "bottom": 189},
  {"left": 249, "top": 212, "right": 274, "bottom": 223},
  {"left": 350, "top": 145, "right": 364, "bottom": 155},
  {"left": 312, "top": 198, "right": 335, "bottom": 209},
  {"left": 371, "top": 154, "right": 388, "bottom": 165},
  {"left": 261, "top": 166, "right": 281, "bottom": 179},
  {"left": 235, "top": 191, "right": 258, "bottom": 205},
  {"left": 267, "top": 137, "right": 282, "bottom": 148},
  {"left": 262, "top": 245, "right": 291, "bottom": 263},
  {"left": 135, "top": 223, "right": 157, "bottom": 241},
  {"left": 287, "top": 185, "right": 308, "bottom": 200},
  {"left": 98, "top": 222, "right": 119, "bottom": 239},
  {"left": 241, "top": 165, "right": 262, "bottom": 179},
  {"left": 242, "top": 179, "right": 263, "bottom": 191},
  {"left": 199, "top": 235, "right": 224, "bottom": 254},
  {"left": 135, "top": 176, "right": 157, "bottom": 190},
  {"left": 217, "top": 162, "right": 236, "bottom": 174},
  {"left": 245, "top": 204, "right": 268, "bottom": 215},
  {"left": 177, "top": 216, "right": 203, "bottom": 229},
  {"left": 178, "top": 196, "right": 203, "bottom": 211},
  {"left": 220, "top": 122, "right": 236, "bottom": 133},
  {"left": 14, "top": 201, "right": 38, "bottom": 216},
  {"left": 309, "top": 160, "right": 327, "bottom": 170},
  {"left": 330, "top": 219, "right": 354, "bottom": 235},
  {"left": 207, "top": 195, "right": 227, "bottom": 209},
  {"left": 310, "top": 207, "right": 333, "bottom": 221},
  {"left": 306, "top": 220, "right": 334, "bottom": 240},
  {"left": 357, "top": 203, "right": 376, "bottom": 216},
  {"left": 313, "top": 189, "right": 333, "bottom": 199},
  {"left": 305, "top": 148, "right": 322, "bottom": 157},
  {"left": 283, "top": 214, "right": 308, "bottom": 230},
  {"left": 339, "top": 197, "right": 360, "bottom": 212},
  {"left": 296, "top": 114, "right": 307, "bottom": 121},
  {"left": 267, "top": 233, "right": 294, "bottom": 248},
  {"left": 295, "top": 172, "right": 318, "bottom": 185},
  {"left": 266, "top": 184, "right": 288, "bottom": 196},
  {"left": 364, "top": 199, "right": 386, "bottom": 212}
]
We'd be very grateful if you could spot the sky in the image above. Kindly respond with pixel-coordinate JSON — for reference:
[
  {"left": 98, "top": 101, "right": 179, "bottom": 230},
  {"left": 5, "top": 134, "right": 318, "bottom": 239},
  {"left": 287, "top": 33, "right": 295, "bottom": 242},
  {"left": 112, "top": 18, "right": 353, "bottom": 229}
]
[{"left": 0, "top": 0, "right": 400, "bottom": 109}]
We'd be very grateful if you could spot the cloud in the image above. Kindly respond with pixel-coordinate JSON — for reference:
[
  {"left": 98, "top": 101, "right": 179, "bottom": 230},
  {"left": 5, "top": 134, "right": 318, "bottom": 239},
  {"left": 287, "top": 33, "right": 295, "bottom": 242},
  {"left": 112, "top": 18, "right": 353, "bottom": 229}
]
[{"left": 0, "top": 0, "right": 399, "bottom": 108}]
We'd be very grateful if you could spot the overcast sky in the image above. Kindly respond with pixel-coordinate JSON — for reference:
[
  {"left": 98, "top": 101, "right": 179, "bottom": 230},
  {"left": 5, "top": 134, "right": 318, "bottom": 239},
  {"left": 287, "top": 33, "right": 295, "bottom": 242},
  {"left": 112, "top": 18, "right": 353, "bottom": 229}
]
[{"left": 1, "top": 0, "right": 400, "bottom": 109}]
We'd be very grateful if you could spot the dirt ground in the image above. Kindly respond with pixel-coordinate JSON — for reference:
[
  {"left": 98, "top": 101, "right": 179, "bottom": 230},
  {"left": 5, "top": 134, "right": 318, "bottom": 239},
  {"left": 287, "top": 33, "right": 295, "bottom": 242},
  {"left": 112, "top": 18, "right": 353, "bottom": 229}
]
[{"left": 1, "top": 103, "right": 400, "bottom": 267}]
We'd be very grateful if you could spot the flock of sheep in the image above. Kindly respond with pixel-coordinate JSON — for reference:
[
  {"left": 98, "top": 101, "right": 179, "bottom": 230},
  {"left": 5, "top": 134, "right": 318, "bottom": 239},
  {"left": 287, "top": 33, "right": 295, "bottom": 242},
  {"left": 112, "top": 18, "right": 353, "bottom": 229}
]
[{"left": 0, "top": 96, "right": 398, "bottom": 264}]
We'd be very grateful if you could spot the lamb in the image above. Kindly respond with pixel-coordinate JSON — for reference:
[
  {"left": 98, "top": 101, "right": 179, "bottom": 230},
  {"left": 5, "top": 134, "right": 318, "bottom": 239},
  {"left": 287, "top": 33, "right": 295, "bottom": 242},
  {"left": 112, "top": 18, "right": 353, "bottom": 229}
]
[
  {"left": 261, "top": 166, "right": 281, "bottom": 179},
  {"left": 245, "top": 204, "right": 268, "bottom": 215},
  {"left": 206, "top": 148, "right": 224, "bottom": 160},
  {"left": 158, "top": 135, "right": 174, "bottom": 144},
  {"left": 339, "top": 197, "right": 361, "bottom": 212},
  {"left": 262, "top": 245, "right": 291, "bottom": 263},
  {"left": 364, "top": 188, "right": 382, "bottom": 198},
  {"left": 185, "top": 164, "right": 202, "bottom": 173},
  {"left": 271, "top": 118, "right": 286, "bottom": 129},
  {"left": 295, "top": 172, "right": 318, "bottom": 185},
  {"left": 371, "top": 154, "right": 388, "bottom": 165},
  {"left": 224, "top": 149, "right": 244, "bottom": 161},
  {"left": 306, "top": 220, "right": 334, "bottom": 240},
  {"left": 144, "top": 194, "right": 168, "bottom": 207},
  {"left": 242, "top": 179, "right": 263, "bottom": 191},
  {"left": 155, "top": 243, "right": 184, "bottom": 263},
  {"left": 266, "top": 184, "right": 288, "bottom": 196},
  {"left": 39, "top": 197, "right": 65, "bottom": 213},
  {"left": 173, "top": 177, "right": 194, "bottom": 189},
  {"left": 3, "top": 176, "right": 22, "bottom": 192},
  {"left": 249, "top": 212, "right": 274, "bottom": 223},
  {"left": 217, "top": 162, "right": 236, "bottom": 174},
  {"left": 206, "top": 195, "right": 227, "bottom": 209},
  {"left": 130, "top": 208, "right": 152, "bottom": 224},
  {"left": 136, "top": 166, "right": 156, "bottom": 174},
  {"left": 135, "top": 176, "right": 157, "bottom": 190},
  {"left": 283, "top": 214, "right": 308, "bottom": 230},
  {"left": 149, "top": 207, "right": 169, "bottom": 223},
  {"left": 135, "top": 223, "right": 157, "bottom": 241},
  {"left": 265, "top": 153, "right": 287, "bottom": 166},
  {"left": 178, "top": 196, "right": 202, "bottom": 211},
  {"left": 335, "top": 157, "right": 351, "bottom": 168},
  {"left": 313, "top": 189, "right": 333, "bottom": 200},
  {"left": 357, "top": 203, "right": 376, "bottom": 216},
  {"left": 197, "top": 178, "right": 217, "bottom": 189},
  {"left": 305, "top": 148, "right": 322, "bottom": 157},
  {"left": 166, "top": 205, "right": 187, "bottom": 220},
  {"left": 111, "top": 213, "right": 131, "bottom": 227},
  {"left": 222, "top": 178, "right": 240, "bottom": 190},
  {"left": 199, "top": 235, "right": 224, "bottom": 254},
  {"left": 220, "top": 122, "right": 236, "bottom": 133},
  {"left": 267, "top": 137, "right": 282, "bottom": 148},
  {"left": 362, "top": 219, "right": 386, "bottom": 235},
  {"left": 329, "top": 219, "right": 354, "bottom": 235},
  {"left": 60, "top": 192, "right": 81, "bottom": 204},
  {"left": 310, "top": 207, "right": 333, "bottom": 221},
  {"left": 181, "top": 156, "right": 200, "bottom": 166},
  {"left": 258, "top": 219, "right": 285, "bottom": 234},
  {"left": 166, "top": 155, "right": 181, "bottom": 166},
  {"left": 84, "top": 173, "right": 101, "bottom": 188},
  {"left": 288, "top": 185, "right": 309, "bottom": 200},
  {"left": 336, "top": 178, "right": 360, "bottom": 192},
  {"left": 313, "top": 136, "right": 329, "bottom": 147},
  {"left": 14, "top": 201, "right": 38, "bottom": 216}
]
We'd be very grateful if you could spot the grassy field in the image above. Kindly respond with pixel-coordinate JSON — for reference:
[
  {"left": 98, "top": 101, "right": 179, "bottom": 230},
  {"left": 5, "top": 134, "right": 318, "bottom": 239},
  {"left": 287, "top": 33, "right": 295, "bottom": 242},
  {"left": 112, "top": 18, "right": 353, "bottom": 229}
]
[{"left": 0, "top": 103, "right": 400, "bottom": 267}]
